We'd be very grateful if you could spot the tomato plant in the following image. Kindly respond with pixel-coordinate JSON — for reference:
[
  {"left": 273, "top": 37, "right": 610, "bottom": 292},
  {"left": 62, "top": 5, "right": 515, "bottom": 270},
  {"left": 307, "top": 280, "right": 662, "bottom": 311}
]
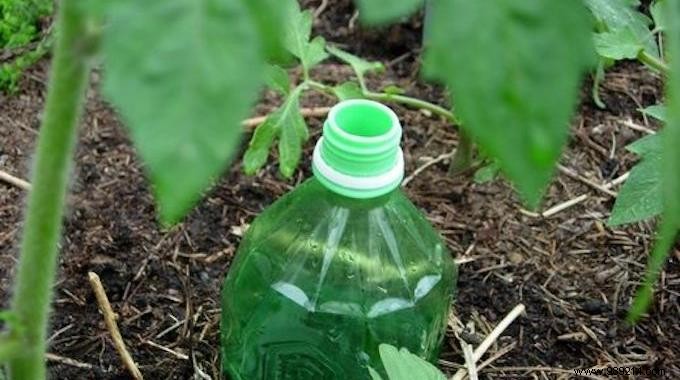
[
  {"left": 244, "top": 0, "right": 460, "bottom": 178},
  {"left": 585, "top": 0, "right": 668, "bottom": 107},
  {"left": 582, "top": 0, "right": 679, "bottom": 321},
  {"left": 0, "top": 0, "right": 679, "bottom": 378}
]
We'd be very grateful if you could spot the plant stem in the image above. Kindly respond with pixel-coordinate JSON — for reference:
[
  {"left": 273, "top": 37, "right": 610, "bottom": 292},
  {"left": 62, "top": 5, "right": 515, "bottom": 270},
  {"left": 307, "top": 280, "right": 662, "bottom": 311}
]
[
  {"left": 307, "top": 80, "right": 460, "bottom": 124},
  {"left": 7, "top": 0, "right": 91, "bottom": 378},
  {"left": 449, "top": 129, "right": 474, "bottom": 175},
  {"left": 638, "top": 50, "right": 669, "bottom": 74},
  {"left": 364, "top": 91, "right": 460, "bottom": 124}
]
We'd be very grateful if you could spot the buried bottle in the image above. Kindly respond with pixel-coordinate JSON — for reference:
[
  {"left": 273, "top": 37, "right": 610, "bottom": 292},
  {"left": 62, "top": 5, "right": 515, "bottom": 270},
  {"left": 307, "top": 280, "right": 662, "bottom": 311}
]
[{"left": 221, "top": 99, "right": 456, "bottom": 379}]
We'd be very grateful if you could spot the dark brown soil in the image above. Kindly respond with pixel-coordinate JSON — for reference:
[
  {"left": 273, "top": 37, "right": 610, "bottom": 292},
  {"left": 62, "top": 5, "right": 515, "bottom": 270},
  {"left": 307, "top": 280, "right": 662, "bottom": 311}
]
[{"left": 1, "top": 1, "right": 679, "bottom": 379}]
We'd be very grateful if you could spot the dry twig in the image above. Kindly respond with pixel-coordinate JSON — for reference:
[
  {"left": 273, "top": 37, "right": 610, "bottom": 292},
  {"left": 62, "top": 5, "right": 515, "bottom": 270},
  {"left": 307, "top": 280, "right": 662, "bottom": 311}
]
[
  {"left": 241, "top": 107, "right": 331, "bottom": 129},
  {"left": 605, "top": 172, "right": 630, "bottom": 187},
  {"left": 402, "top": 151, "right": 455, "bottom": 187},
  {"left": 557, "top": 165, "right": 617, "bottom": 197},
  {"left": 460, "top": 341, "right": 479, "bottom": 380},
  {"left": 475, "top": 342, "right": 517, "bottom": 372},
  {"left": 314, "top": 0, "right": 329, "bottom": 18},
  {"left": 144, "top": 340, "right": 189, "bottom": 360},
  {"left": 45, "top": 353, "right": 93, "bottom": 369},
  {"left": 88, "top": 272, "right": 143, "bottom": 380},
  {"left": 520, "top": 170, "right": 631, "bottom": 218},
  {"left": 620, "top": 119, "right": 656, "bottom": 135},
  {"left": 0, "top": 169, "right": 31, "bottom": 191},
  {"left": 451, "top": 304, "right": 526, "bottom": 380}
]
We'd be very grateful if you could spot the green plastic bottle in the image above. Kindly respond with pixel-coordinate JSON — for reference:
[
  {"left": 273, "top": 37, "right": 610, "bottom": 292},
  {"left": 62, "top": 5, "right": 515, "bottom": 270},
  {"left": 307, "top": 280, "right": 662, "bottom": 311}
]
[{"left": 221, "top": 100, "right": 456, "bottom": 379}]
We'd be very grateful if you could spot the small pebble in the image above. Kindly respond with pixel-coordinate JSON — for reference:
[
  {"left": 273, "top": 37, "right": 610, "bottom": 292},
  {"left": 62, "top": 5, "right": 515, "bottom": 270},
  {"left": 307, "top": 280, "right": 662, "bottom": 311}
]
[
  {"left": 200, "top": 271, "right": 210, "bottom": 282},
  {"left": 508, "top": 252, "right": 524, "bottom": 264},
  {"left": 581, "top": 299, "right": 609, "bottom": 315}
]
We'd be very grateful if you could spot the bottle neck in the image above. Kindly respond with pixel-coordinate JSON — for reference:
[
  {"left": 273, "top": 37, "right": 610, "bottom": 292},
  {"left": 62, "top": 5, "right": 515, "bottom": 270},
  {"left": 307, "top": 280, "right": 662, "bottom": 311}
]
[
  {"left": 312, "top": 138, "right": 404, "bottom": 199},
  {"left": 311, "top": 100, "right": 404, "bottom": 199}
]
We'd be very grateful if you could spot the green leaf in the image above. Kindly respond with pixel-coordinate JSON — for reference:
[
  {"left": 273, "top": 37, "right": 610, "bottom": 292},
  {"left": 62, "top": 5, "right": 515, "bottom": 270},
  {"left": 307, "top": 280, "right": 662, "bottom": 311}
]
[
  {"left": 353, "top": 0, "right": 425, "bottom": 25},
  {"left": 283, "top": 0, "right": 311, "bottom": 57},
  {"left": 368, "top": 367, "right": 384, "bottom": 380},
  {"left": 584, "top": 0, "right": 650, "bottom": 30},
  {"left": 628, "top": 219, "right": 677, "bottom": 322},
  {"left": 608, "top": 153, "right": 662, "bottom": 225},
  {"left": 0, "top": 0, "right": 52, "bottom": 48},
  {"left": 0, "top": 311, "right": 16, "bottom": 325},
  {"left": 306, "top": 36, "right": 330, "bottom": 68},
  {"left": 294, "top": 102, "right": 310, "bottom": 142},
  {"left": 608, "top": 134, "right": 662, "bottom": 225},
  {"left": 100, "top": 0, "right": 263, "bottom": 224},
  {"left": 584, "top": 0, "right": 658, "bottom": 57},
  {"left": 284, "top": 0, "right": 328, "bottom": 70},
  {"left": 241, "top": 0, "right": 286, "bottom": 61},
  {"left": 424, "top": 0, "right": 595, "bottom": 208},
  {"left": 474, "top": 162, "right": 500, "bottom": 184},
  {"left": 651, "top": 0, "right": 667, "bottom": 31},
  {"left": 244, "top": 88, "right": 307, "bottom": 177},
  {"left": 593, "top": 27, "right": 644, "bottom": 60},
  {"left": 243, "top": 116, "right": 278, "bottom": 175},
  {"left": 0, "top": 310, "right": 23, "bottom": 337},
  {"left": 278, "top": 94, "right": 306, "bottom": 178},
  {"left": 327, "top": 46, "right": 385, "bottom": 79},
  {"left": 333, "top": 81, "right": 365, "bottom": 100},
  {"left": 379, "top": 344, "right": 446, "bottom": 380},
  {"left": 0, "top": 318, "right": 24, "bottom": 360},
  {"left": 265, "top": 65, "right": 290, "bottom": 95},
  {"left": 627, "top": 133, "right": 661, "bottom": 155},
  {"left": 382, "top": 84, "right": 407, "bottom": 95},
  {"left": 640, "top": 104, "right": 667, "bottom": 122},
  {"left": 628, "top": 0, "right": 680, "bottom": 324}
]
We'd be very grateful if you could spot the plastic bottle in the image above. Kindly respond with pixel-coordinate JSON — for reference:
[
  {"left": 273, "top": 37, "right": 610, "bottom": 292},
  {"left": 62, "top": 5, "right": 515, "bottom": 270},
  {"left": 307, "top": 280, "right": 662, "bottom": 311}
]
[{"left": 221, "top": 99, "right": 456, "bottom": 379}]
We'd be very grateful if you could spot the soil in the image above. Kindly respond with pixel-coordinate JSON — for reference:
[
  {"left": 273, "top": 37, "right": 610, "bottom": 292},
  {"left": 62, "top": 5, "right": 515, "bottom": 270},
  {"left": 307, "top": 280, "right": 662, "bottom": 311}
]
[{"left": 1, "top": 1, "right": 679, "bottom": 379}]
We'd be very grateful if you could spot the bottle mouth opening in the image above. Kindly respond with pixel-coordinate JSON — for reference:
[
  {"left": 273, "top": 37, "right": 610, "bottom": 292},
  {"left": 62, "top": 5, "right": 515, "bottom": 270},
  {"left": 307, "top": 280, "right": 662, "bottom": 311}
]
[
  {"left": 328, "top": 99, "right": 400, "bottom": 142},
  {"left": 313, "top": 100, "right": 404, "bottom": 199}
]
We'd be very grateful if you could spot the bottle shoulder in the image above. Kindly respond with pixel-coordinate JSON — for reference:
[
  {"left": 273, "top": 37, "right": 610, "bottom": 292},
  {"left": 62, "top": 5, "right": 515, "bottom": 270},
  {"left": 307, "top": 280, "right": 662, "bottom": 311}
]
[
  {"left": 226, "top": 177, "right": 456, "bottom": 316},
  {"left": 247, "top": 178, "right": 448, "bottom": 249}
]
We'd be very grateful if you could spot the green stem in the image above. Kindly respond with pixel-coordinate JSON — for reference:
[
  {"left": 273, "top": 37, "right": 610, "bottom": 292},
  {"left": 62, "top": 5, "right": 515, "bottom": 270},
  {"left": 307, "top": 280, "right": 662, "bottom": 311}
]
[
  {"left": 0, "top": 337, "right": 21, "bottom": 362},
  {"left": 7, "top": 0, "right": 91, "bottom": 378},
  {"left": 308, "top": 80, "right": 460, "bottom": 124},
  {"left": 627, "top": 220, "right": 677, "bottom": 323},
  {"left": 638, "top": 50, "right": 670, "bottom": 74},
  {"left": 364, "top": 91, "right": 460, "bottom": 124},
  {"left": 306, "top": 80, "right": 334, "bottom": 95},
  {"left": 356, "top": 73, "right": 369, "bottom": 93},
  {"left": 448, "top": 129, "right": 474, "bottom": 175}
]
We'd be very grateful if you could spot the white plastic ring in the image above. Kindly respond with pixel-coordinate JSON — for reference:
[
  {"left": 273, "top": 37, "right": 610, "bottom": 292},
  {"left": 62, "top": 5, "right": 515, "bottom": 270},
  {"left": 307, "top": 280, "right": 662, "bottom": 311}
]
[{"left": 312, "top": 137, "right": 404, "bottom": 191}]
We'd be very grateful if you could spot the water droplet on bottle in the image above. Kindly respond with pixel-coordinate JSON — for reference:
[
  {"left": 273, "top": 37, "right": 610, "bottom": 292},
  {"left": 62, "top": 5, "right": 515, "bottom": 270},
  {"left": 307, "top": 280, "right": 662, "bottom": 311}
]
[{"left": 358, "top": 352, "right": 370, "bottom": 365}]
